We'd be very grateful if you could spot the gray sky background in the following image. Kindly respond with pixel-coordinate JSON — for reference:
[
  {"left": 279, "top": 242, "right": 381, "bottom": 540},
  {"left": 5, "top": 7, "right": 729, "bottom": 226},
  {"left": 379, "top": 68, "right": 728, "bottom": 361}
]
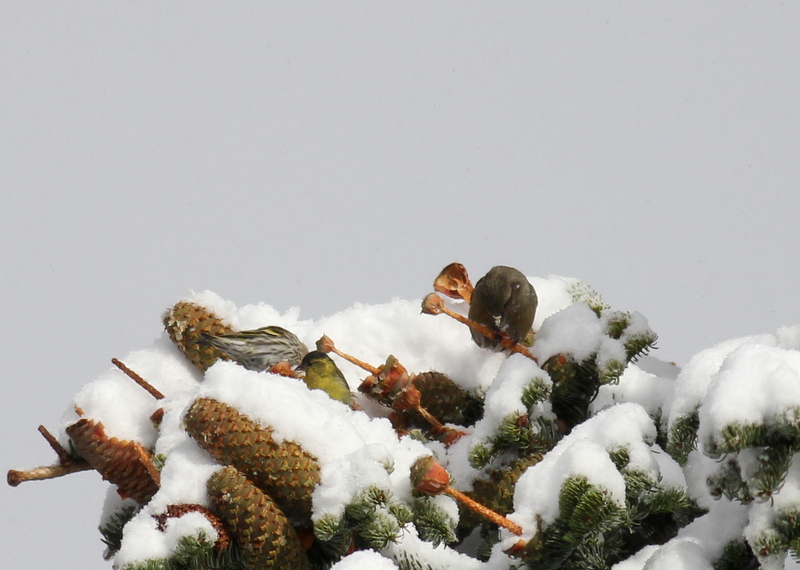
[{"left": 2, "top": 3, "right": 799, "bottom": 568}]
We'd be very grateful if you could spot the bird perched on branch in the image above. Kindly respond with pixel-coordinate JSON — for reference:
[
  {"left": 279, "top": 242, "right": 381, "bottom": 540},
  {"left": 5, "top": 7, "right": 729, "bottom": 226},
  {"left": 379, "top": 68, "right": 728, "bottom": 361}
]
[
  {"left": 201, "top": 326, "right": 308, "bottom": 371},
  {"left": 295, "top": 351, "right": 353, "bottom": 405},
  {"left": 467, "top": 266, "right": 538, "bottom": 350}
]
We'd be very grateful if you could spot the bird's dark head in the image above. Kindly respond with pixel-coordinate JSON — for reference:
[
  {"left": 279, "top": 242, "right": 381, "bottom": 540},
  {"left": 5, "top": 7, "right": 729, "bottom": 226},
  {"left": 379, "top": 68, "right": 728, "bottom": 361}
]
[{"left": 296, "top": 350, "right": 333, "bottom": 372}]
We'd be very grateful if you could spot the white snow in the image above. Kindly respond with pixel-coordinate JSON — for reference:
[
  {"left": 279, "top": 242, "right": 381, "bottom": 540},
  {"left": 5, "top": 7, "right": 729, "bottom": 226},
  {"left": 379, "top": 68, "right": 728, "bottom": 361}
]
[
  {"left": 330, "top": 549, "right": 399, "bottom": 569},
  {"left": 592, "top": 362, "right": 674, "bottom": 421},
  {"left": 197, "top": 362, "right": 433, "bottom": 520},
  {"left": 468, "top": 353, "right": 551, "bottom": 453},
  {"left": 44, "top": 276, "right": 800, "bottom": 569},
  {"left": 624, "top": 498, "right": 749, "bottom": 570},
  {"left": 532, "top": 302, "right": 605, "bottom": 363},
  {"left": 62, "top": 341, "right": 200, "bottom": 447},
  {"left": 509, "top": 403, "right": 660, "bottom": 543},
  {"left": 698, "top": 343, "right": 800, "bottom": 453},
  {"left": 668, "top": 334, "right": 776, "bottom": 431},
  {"left": 382, "top": 526, "right": 485, "bottom": 570}
]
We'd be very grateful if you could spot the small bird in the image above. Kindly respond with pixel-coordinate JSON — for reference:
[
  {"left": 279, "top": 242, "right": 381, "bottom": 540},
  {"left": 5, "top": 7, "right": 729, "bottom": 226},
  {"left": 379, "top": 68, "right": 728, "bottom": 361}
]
[
  {"left": 201, "top": 326, "right": 308, "bottom": 371},
  {"left": 295, "top": 351, "right": 353, "bottom": 405},
  {"left": 467, "top": 266, "right": 538, "bottom": 350}
]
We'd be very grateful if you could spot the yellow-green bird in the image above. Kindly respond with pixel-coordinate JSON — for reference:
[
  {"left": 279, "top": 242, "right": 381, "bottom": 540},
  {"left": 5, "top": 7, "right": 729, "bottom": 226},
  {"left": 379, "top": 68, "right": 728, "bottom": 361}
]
[{"left": 295, "top": 351, "right": 353, "bottom": 405}]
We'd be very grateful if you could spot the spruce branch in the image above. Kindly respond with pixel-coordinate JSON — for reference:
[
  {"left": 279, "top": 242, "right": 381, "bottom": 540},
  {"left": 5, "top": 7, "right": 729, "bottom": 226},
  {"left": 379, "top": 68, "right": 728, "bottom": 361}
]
[
  {"left": 100, "top": 503, "right": 140, "bottom": 558},
  {"left": 707, "top": 456, "right": 753, "bottom": 504},
  {"left": 666, "top": 410, "right": 700, "bottom": 466},
  {"left": 748, "top": 441, "right": 800, "bottom": 501},
  {"left": 604, "top": 311, "right": 631, "bottom": 340},
  {"left": 568, "top": 282, "right": 610, "bottom": 316},
  {"left": 412, "top": 497, "right": 457, "bottom": 547},
  {"left": 712, "top": 539, "right": 759, "bottom": 570},
  {"left": 521, "top": 377, "right": 552, "bottom": 409}
]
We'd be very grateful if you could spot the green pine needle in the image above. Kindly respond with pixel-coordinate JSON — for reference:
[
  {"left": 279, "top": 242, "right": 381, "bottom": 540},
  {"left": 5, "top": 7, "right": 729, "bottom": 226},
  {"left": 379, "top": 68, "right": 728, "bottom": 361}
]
[
  {"left": 598, "top": 359, "right": 626, "bottom": 385},
  {"left": 99, "top": 503, "right": 141, "bottom": 554},
  {"left": 152, "top": 454, "right": 168, "bottom": 472},
  {"left": 468, "top": 443, "right": 493, "bottom": 470},
  {"left": 749, "top": 442, "right": 800, "bottom": 501},
  {"left": 710, "top": 422, "right": 769, "bottom": 456},
  {"left": 389, "top": 503, "right": 415, "bottom": 527},
  {"left": 412, "top": 498, "right": 457, "bottom": 547},
  {"left": 314, "top": 513, "right": 343, "bottom": 542},
  {"left": 522, "top": 377, "right": 552, "bottom": 409},
  {"left": 608, "top": 447, "right": 631, "bottom": 471},
  {"left": 568, "top": 282, "right": 610, "bottom": 316},
  {"left": 357, "top": 511, "right": 401, "bottom": 550},
  {"left": 713, "top": 539, "right": 759, "bottom": 570},
  {"left": 707, "top": 457, "right": 753, "bottom": 504},
  {"left": 119, "top": 532, "right": 248, "bottom": 570},
  {"left": 666, "top": 411, "right": 700, "bottom": 466},
  {"left": 604, "top": 312, "right": 631, "bottom": 340},
  {"left": 623, "top": 331, "right": 658, "bottom": 362}
]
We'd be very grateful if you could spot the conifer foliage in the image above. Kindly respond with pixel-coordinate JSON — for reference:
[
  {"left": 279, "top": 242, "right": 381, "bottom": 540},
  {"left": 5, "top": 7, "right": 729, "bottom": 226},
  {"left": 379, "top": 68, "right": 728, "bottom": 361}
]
[{"left": 10, "top": 264, "right": 800, "bottom": 569}]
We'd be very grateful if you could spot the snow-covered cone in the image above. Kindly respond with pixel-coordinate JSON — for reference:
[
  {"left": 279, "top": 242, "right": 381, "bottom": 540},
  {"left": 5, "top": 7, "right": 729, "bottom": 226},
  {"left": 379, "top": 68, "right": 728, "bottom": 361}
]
[
  {"left": 207, "top": 466, "right": 310, "bottom": 570},
  {"left": 65, "top": 419, "right": 160, "bottom": 504},
  {"left": 184, "top": 398, "right": 320, "bottom": 520},
  {"left": 413, "top": 371, "right": 483, "bottom": 427},
  {"left": 154, "top": 504, "right": 231, "bottom": 551},
  {"left": 163, "top": 300, "right": 235, "bottom": 371}
]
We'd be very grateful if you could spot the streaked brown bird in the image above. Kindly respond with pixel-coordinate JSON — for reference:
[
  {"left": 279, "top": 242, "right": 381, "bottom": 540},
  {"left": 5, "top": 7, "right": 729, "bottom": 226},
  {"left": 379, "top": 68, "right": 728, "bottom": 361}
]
[
  {"left": 467, "top": 266, "right": 538, "bottom": 350},
  {"left": 201, "top": 326, "right": 308, "bottom": 371}
]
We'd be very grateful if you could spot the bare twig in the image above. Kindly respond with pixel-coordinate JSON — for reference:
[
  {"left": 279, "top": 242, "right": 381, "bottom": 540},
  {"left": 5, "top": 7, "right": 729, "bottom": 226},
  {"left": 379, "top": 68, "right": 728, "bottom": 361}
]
[
  {"left": 422, "top": 293, "right": 538, "bottom": 363},
  {"left": 7, "top": 462, "right": 93, "bottom": 487},
  {"left": 316, "top": 335, "right": 380, "bottom": 375},
  {"left": 37, "top": 425, "right": 73, "bottom": 466},
  {"left": 112, "top": 358, "right": 165, "bottom": 400},
  {"left": 445, "top": 485, "right": 523, "bottom": 536}
]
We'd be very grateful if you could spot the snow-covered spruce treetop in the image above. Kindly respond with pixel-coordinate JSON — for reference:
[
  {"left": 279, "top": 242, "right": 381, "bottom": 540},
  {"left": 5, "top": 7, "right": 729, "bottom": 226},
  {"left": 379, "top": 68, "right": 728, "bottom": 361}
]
[{"left": 8, "top": 263, "right": 800, "bottom": 569}]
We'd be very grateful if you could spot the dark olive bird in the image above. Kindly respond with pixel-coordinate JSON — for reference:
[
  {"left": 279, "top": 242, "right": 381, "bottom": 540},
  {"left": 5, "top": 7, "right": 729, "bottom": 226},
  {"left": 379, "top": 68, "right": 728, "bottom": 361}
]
[
  {"left": 295, "top": 351, "right": 353, "bottom": 405},
  {"left": 201, "top": 326, "right": 308, "bottom": 371},
  {"left": 467, "top": 266, "right": 538, "bottom": 350}
]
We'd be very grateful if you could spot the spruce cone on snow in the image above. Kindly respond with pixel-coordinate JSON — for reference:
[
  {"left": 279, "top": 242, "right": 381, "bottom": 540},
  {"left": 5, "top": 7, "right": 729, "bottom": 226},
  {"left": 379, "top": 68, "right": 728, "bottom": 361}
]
[
  {"left": 413, "top": 371, "right": 483, "bottom": 427},
  {"left": 65, "top": 419, "right": 160, "bottom": 504},
  {"left": 208, "top": 466, "right": 310, "bottom": 570},
  {"left": 163, "top": 301, "right": 235, "bottom": 371},
  {"left": 184, "top": 398, "right": 320, "bottom": 521}
]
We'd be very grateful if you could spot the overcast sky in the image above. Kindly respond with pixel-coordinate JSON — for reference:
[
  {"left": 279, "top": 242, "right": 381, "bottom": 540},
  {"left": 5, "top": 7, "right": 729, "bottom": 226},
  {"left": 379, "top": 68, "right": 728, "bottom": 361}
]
[{"left": 2, "top": 3, "right": 799, "bottom": 568}]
